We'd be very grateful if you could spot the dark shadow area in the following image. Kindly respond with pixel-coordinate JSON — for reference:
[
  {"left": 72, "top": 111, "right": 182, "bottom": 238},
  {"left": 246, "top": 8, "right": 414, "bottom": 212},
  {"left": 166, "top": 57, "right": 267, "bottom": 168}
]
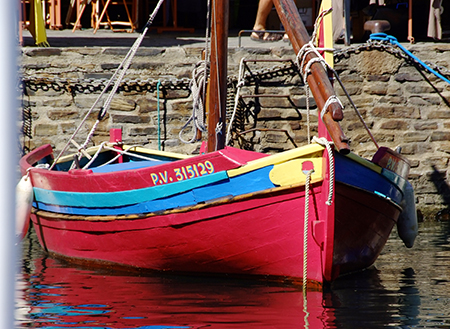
[{"left": 430, "top": 165, "right": 450, "bottom": 220}]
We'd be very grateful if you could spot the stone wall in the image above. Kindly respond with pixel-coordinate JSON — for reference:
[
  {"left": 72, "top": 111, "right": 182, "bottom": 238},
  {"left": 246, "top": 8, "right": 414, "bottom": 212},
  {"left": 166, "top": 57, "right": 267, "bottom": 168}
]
[{"left": 20, "top": 42, "right": 450, "bottom": 220}]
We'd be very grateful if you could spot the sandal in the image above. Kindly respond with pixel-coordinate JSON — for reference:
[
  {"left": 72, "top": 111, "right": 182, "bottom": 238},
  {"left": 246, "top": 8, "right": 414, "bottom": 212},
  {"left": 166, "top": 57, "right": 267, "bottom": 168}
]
[
  {"left": 263, "top": 33, "right": 282, "bottom": 42},
  {"left": 251, "top": 31, "right": 282, "bottom": 42},
  {"left": 250, "top": 31, "right": 265, "bottom": 42}
]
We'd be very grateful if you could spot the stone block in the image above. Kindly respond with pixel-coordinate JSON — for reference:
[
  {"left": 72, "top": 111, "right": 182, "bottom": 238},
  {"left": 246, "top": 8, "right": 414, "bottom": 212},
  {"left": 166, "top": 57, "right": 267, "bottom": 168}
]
[
  {"left": 413, "top": 122, "right": 438, "bottom": 130},
  {"left": 25, "top": 48, "right": 62, "bottom": 57},
  {"left": 379, "top": 96, "right": 404, "bottom": 104},
  {"left": 136, "top": 98, "right": 159, "bottom": 113},
  {"left": 111, "top": 114, "right": 150, "bottom": 124},
  {"left": 405, "top": 83, "right": 442, "bottom": 94},
  {"left": 265, "top": 131, "right": 288, "bottom": 143},
  {"left": 402, "top": 132, "right": 429, "bottom": 142},
  {"left": 380, "top": 120, "right": 409, "bottom": 130},
  {"left": 372, "top": 106, "right": 421, "bottom": 119},
  {"left": 367, "top": 75, "right": 390, "bottom": 82},
  {"left": 129, "top": 127, "right": 157, "bottom": 136},
  {"left": 48, "top": 109, "right": 80, "bottom": 120},
  {"left": 43, "top": 98, "right": 73, "bottom": 108},
  {"left": 258, "top": 109, "right": 283, "bottom": 120},
  {"left": 427, "top": 110, "right": 450, "bottom": 119},
  {"left": 110, "top": 98, "right": 136, "bottom": 111},
  {"left": 35, "top": 124, "right": 58, "bottom": 136},
  {"left": 394, "top": 72, "right": 422, "bottom": 82},
  {"left": 430, "top": 131, "right": 450, "bottom": 141},
  {"left": 363, "top": 82, "right": 387, "bottom": 96}
]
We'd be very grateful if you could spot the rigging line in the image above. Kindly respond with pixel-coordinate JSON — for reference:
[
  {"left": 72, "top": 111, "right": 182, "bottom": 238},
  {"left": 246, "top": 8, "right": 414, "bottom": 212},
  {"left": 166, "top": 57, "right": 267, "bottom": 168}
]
[
  {"left": 50, "top": 0, "right": 166, "bottom": 171},
  {"left": 157, "top": 80, "right": 161, "bottom": 150}
]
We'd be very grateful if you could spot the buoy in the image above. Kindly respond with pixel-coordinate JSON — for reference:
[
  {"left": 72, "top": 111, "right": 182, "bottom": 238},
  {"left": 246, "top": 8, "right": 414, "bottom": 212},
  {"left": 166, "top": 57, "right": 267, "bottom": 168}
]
[
  {"left": 16, "top": 174, "right": 33, "bottom": 240},
  {"left": 397, "top": 180, "right": 418, "bottom": 248}
]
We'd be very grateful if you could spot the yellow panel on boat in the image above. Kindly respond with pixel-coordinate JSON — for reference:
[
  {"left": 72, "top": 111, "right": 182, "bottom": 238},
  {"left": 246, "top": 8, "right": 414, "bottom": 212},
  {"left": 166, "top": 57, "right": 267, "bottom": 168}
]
[
  {"left": 269, "top": 157, "right": 323, "bottom": 186},
  {"left": 345, "top": 152, "right": 382, "bottom": 174},
  {"left": 228, "top": 143, "right": 324, "bottom": 178}
]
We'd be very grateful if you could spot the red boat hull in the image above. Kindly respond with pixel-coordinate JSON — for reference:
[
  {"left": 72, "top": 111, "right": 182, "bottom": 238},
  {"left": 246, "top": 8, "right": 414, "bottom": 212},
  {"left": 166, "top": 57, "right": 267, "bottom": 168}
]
[{"left": 30, "top": 180, "right": 399, "bottom": 285}]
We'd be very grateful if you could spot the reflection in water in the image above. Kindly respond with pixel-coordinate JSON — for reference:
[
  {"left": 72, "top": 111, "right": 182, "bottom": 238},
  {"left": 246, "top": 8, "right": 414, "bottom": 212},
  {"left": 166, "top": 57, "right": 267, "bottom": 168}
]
[{"left": 16, "top": 222, "right": 450, "bottom": 329}]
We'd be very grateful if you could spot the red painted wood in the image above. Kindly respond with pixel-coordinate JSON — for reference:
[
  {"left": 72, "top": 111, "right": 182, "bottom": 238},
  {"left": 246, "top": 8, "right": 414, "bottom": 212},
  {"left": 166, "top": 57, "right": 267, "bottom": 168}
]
[
  {"left": 29, "top": 177, "right": 400, "bottom": 284},
  {"left": 333, "top": 182, "right": 400, "bottom": 275},
  {"left": 32, "top": 183, "right": 328, "bottom": 284},
  {"left": 26, "top": 146, "right": 267, "bottom": 193}
]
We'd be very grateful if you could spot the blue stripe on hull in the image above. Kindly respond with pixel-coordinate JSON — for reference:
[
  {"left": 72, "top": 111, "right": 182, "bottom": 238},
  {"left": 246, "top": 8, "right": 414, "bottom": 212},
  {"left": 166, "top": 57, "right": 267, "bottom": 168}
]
[
  {"left": 34, "top": 166, "right": 276, "bottom": 216},
  {"left": 33, "top": 171, "right": 230, "bottom": 208},
  {"left": 334, "top": 153, "right": 404, "bottom": 205}
]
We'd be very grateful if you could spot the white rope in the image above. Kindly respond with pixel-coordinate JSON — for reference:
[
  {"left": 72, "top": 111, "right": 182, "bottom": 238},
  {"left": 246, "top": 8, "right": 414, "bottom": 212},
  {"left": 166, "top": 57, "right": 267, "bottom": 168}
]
[
  {"left": 179, "top": 61, "right": 209, "bottom": 144},
  {"left": 313, "top": 136, "right": 335, "bottom": 206},
  {"left": 50, "top": 0, "right": 165, "bottom": 170},
  {"left": 226, "top": 57, "right": 246, "bottom": 145},
  {"left": 303, "top": 168, "right": 314, "bottom": 291},
  {"left": 321, "top": 95, "right": 343, "bottom": 121},
  {"left": 179, "top": 0, "right": 212, "bottom": 145},
  {"left": 215, "top": 121, "right": 223, "bottom": 151},
  {"left": 81, "top": 141, "right": 108, "bottom": 169}
]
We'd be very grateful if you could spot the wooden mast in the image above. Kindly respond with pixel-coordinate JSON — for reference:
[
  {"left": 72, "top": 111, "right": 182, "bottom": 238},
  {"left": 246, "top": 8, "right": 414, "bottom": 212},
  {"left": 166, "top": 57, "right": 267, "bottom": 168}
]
[
  {"left": 273, "top": 0, "right": 350, "bottom": 154},
  {"left": 207, "top": 0, "right": 228, "bottom": 152}
]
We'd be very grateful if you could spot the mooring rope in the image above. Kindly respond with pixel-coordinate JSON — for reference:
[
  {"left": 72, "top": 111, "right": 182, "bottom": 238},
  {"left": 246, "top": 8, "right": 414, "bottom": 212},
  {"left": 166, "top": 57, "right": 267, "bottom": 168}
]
[{"left": 303, "top": 168, "right": 314, "bottom": 292}]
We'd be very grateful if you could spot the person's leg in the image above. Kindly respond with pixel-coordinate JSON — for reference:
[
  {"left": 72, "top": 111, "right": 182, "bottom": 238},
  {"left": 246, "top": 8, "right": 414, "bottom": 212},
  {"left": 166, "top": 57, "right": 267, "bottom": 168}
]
[
  {"left": 251, "top": 0, "right": 282, "bottom": 41},
  {"left": 253, "top": 0, "right": 273, "bottom": 31}
]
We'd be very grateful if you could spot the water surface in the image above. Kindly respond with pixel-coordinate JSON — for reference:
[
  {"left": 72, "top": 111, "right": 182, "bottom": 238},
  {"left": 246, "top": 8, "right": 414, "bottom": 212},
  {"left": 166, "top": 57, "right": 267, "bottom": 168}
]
[{"left": 16, "top": 221, "right": 450, "bottom": 328}]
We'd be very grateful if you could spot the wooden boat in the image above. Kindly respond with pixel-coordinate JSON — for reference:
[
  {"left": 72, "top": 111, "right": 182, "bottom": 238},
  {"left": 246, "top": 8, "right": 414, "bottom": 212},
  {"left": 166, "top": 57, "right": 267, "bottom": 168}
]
[{"left": 18, "top": 0, "right": 417, "bottom": 287}]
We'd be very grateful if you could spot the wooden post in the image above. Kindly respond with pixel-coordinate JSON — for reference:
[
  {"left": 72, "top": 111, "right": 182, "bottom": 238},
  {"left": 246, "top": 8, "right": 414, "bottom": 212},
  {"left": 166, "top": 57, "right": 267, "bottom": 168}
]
[
  {"left": 273, "top": 0, "right": 350, "bottom": 154},
  {"left": 207, "top": 0, "right": 228, "bottom": 152}
]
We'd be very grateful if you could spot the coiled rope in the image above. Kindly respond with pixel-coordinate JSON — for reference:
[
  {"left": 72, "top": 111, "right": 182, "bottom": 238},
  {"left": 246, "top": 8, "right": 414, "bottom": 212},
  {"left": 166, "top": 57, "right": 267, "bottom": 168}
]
[
  {"left": 179, "top": 61, "right": 209, "bottom": 143},
  {"left": 226, "top": 57, "right": 246, "bottom": 145}
]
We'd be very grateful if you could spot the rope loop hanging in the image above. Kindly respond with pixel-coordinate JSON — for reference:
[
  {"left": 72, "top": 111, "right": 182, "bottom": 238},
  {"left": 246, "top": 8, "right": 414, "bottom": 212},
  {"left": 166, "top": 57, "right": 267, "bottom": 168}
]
[{"left": 179, "top": 61, "right": 209, "bottom": 144}]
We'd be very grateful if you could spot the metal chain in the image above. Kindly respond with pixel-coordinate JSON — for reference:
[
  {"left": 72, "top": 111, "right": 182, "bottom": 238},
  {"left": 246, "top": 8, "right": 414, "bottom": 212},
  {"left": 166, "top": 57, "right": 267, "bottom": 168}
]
[
  {"left": 21, "top": 61, "right": 300, "bottom": 96},
  {"left": 21, "top": 41, "right": 449, "bottom": 95}
]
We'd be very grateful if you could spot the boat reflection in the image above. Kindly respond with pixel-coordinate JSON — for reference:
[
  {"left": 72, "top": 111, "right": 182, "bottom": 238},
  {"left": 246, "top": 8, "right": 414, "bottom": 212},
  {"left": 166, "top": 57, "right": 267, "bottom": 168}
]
[
  {"left": 17, "top": 254, "right": 336, "bottom": 328},
  {"left": 16, "top": 233, "right": 424, "bottom": 329}
]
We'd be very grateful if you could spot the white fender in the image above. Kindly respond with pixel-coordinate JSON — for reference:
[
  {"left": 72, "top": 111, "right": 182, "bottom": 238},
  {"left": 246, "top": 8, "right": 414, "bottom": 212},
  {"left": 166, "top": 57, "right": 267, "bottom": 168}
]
[
  {"left": 397, "top": 180, "right": 418, "bottom": 248},
  {"left": 16, "top": 174, "right": 33, "bottom": 240}
]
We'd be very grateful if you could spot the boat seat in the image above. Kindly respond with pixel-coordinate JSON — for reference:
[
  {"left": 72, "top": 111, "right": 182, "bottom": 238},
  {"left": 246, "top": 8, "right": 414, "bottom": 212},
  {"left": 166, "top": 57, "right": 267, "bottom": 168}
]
[
  {"left": 364, "top": 20, "right": 391, "bottom": 33},
  {"left": 91, "top": 160, "right": 169, "bottom": 173}
]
